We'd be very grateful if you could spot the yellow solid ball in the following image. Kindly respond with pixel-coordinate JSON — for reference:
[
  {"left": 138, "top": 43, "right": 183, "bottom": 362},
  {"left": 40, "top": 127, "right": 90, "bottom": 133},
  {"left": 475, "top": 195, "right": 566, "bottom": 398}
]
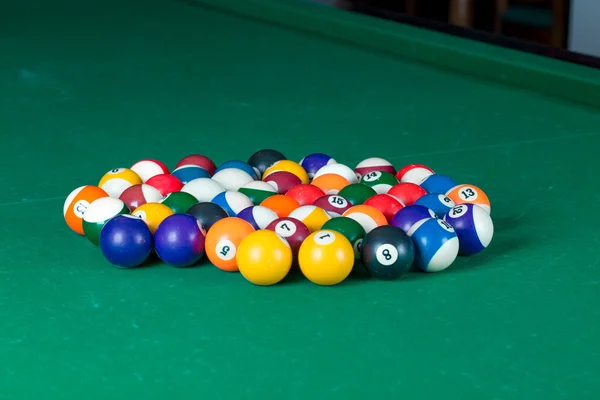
[
  {"left": 263, "top": 160, "right": 309, "bottom": 184},
  {"left": 131, "top": 202, "right": 174, "bottom": 234},
  {"left": 237, "top": 230, "right": 293, "bottom": 286},
  {"left": 298, "top": 229, "right": 354, "bottom": 286}
]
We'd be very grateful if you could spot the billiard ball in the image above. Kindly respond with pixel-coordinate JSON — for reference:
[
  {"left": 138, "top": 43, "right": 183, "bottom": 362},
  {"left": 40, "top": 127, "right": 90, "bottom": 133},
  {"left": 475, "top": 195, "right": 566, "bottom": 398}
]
[
  {"left": 214, "top": 160, "right": 260, "bottom": 180},
  {"left": 154, "top": 213, "right": 206, "bottom": 268},
  {"left": 419, "top": 173, "right": 457, "bottom": 194},
  {"left": 187, "top": 202, "right": 229, "bottom": 232},
  {"left": 175, "top": 154, "right": 216, "bottom": 176},
  {"left": 238, "top": 180, "right": 277, "bottom": 204},
  {"left": 131, "top": 202, "right": 174, "bottom": 234},
  {"left": 247, "top": 149, "right": 286, "bottom": 177},
  {"left": 260, "top": 194, "right": 301, "bottom": 218},
  {"left": 298, "top": 229, "right": 354, "bottom": 286},
  {"left": 170, "top": 165, "right": 211, "bottom": 184},
  {"left": 408, "top": 217, "right": 459, "bottom": 272},
  {"left": 361, "top": 225, "right": 415, "bottom": 279},
  {"left": 364, "top": 194, "right": 404, "bottom": 223},
  {"left": 236, "top": 205, "right": 279, "bottom": 230},
  {"left": 288, "top": 205, "right": 332, "bottom": 232},
  {"left": 342, "top": 204, "right": 388, "bottom": 233},
  {"left": 82, "top": 197, "right": 129, "bottom": 245},
  {"left": 130, "top": 159, "right": 170, "bottom": 183},
  {"left": 395, "top": 163, "right": 434, "bottom": 184},
  {"left": 312, "top": 194, "right": 352, "bottom": 217},
  {"left": 265, "top": 217, "right": 310, "bottom": 254},
  {"left": 299, "top": 153, "right": 336, "bottom": 179},
  {"left": 311, "top": 173, "right": 350, "bottom": 195},
  {"left": 443, "top": 204, "right": 494, "bottom": 256},
  {"left": 263, "top": 160, "right": 309, "bottom": 184},
  {"left": 414, "top": 193, "right": 455, "bottom": 218},
  {"left": 119, "top": 183, "right": 163, "bottom": 212},
  {"left": 263, "top": 171, "right": 302, "bottom": 194},
  {"left": 63, "top": 185, "right": 108, "bottom": 235},
  {"left": 146, "top": 173, "right": 183, "bottom": 196},
  {"left": 211, "top": 168, "right": 255, "bottom": 191},
  {"left": 313, "top": 163, "right": 358, "bottom": 184},
  {"left": 285, "top": 184, "right": 325, "bottom": 206},
  {"left": 98, "top": 168, "right": 143, "bottom": 198},
  {"left": 237, "top": 230, "right": 293, "bottom": 285},
  {"left": 321, "top": 217, "right": 366, "bottom": 260},
  {"left": 359, "top": 171, "right": 399, "bottom": 194},
  {"left": 387, "top": 182, "right": 427, "bottom": 206},
  {"left": 390, "top": 204, "right": 436, "bottom": 233},
  {"left": 159, "top": 191, "right": 198, "bottom": 214},
  {"left": 446, "top": 184, "right": 491, "bottom": 214},
  {"left": 181, "top": 178, "right": 225, "bottom": 202},
  {"left": 354, "top": 157, "right": 396, "bottom": 180},
  {"left": 211, "top": 191, "right": 253, "bottom": 217},
  {"left": 337, "top": 183, "right": 377, "bottom": 206},
  {"left": 99, "top": 215, "right": 153, "bottom": 268},
  {"left": 205, "top": 217, "right": 255, "bottom": 272}
]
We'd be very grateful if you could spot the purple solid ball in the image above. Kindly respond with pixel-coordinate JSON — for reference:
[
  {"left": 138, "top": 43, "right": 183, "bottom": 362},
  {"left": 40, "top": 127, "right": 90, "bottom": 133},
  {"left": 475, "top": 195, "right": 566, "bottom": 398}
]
[
  {"left": 299, "top": 153, "right": 336, "bottom": 179},
  {"left": 390, "top": 204, "right": 437, "bottom": 233},
  {"left": 154, "top": 213, "right": 206, "bottom": 267}
]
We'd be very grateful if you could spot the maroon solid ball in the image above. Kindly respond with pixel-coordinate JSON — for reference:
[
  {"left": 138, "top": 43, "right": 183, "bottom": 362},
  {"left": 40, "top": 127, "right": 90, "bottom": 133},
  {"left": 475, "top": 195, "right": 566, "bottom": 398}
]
[
  {"left": 175, "top": 154, "right": 216, "bottom": 176},
  {"left": 263, "top": 171, "right": 302, "bottom": 194},
  {"left": 364, "top": 194, "right": 405, "bottom": 223},
  {"left": 119, "top": 183, "right": 164, "bottom": 212},
  {"left": 387, "top": 182, "right": 427, "bottom": 206},
  {"left": 266, "top": 217, "right": 310, "bottom": 254},
  {"left": 285, "top": 184, "right": 325, "bottom": 206},
  {"left": 146, "top": 173, "right": 183, "bottom": 196},
  {"left": 312, "top": 194, "right": 352, "bottom": 217}
]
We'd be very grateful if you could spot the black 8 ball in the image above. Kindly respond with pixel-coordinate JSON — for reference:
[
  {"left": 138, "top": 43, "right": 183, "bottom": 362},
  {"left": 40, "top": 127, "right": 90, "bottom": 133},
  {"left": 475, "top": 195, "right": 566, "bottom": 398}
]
[{"left": 361, "top": 225, "right": 415, "bottom": 280}]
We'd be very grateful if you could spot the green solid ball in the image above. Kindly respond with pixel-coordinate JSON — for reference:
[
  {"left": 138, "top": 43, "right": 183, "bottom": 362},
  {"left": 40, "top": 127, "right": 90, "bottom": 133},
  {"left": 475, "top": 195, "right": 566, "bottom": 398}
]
[
  {"left": 83, "top": 197, "right": 130, "bottom": 246},
  {"left": 321, "top": 217, "right": 366, "bottom": 260},
  {"left": 338, "top": 183, "right": 377, "bottom": 206},
  {"left": 160, "top": 191, "right": 198, "bottom": 214}
]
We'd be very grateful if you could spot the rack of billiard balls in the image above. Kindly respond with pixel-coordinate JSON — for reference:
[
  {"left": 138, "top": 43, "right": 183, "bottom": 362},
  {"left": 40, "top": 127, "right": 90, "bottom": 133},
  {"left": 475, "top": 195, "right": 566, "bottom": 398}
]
[{"left": 63, "top": 149, "right": 494, "bottom": 286}]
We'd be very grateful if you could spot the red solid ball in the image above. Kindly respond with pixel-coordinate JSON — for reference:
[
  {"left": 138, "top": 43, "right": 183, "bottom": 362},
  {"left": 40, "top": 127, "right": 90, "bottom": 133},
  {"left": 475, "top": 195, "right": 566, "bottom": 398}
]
[
  {"left": 266, "top": 217, "right": 310, "bottom": 254},
  {"left": 146, "top": 174, "right": 184, "bottom": 196},
  {"left": 388, "top": 183, "right": 427, "bottom": 206},
  {"left": 263, "top": 171, "right": 302, "bottom": 194},
  {"left": 364, "top": 194, "right": 405, "bottom": 223},
  {"left": 312, "top": 194, "right": 352, "bottom": 217},
  {"left": 285, "top": 184, "right": 325, "bottom": 206},
  {"left": 175, "top": 154, "right": 216, "bottom": 176}
]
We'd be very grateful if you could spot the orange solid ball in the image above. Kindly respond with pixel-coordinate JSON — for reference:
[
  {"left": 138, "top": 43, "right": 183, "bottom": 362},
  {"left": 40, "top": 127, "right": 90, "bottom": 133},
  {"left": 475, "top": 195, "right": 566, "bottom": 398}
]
[
  {"left": 260, "top": 194, "right": 301, "bottom": 218},
  {"left": 311, "top": 173, "right": 350, "bottom": 195},
  {"left": 63, "top": 185, "right": 109, "bottom": 235},
  {"left": 205, "top": 217, "right": 255, "bottom": 272}
]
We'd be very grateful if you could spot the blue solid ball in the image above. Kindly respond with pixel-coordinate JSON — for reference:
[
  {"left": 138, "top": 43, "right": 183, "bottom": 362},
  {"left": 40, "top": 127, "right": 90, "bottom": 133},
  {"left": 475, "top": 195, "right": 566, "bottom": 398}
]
[
  {"left": 99, "top": 215, "right": 153, "bottom": 268},
  {"left": 154, "top": 214, "right": 206, "bottom": 267},
  {"left": 299, "top": 153, "right": 336, "bottom": 179},
  {"left": 408, "top": 217, "right": 459, "bottom": 272},
  {"left": 171, "top": 165, "right": 211, "bottom": 184},
  {"left": 390, "top": 205, "right": 436, "bottom": 233},
  {"left": 419, "top": 174, "right": 457, "bottom": 194},
  {"left": 444, "top": 204, "right": 494, "bottom": 256},
  {"left": 414, "top": 193, "right": 456, "bottom": 218},
  {"left": 215, "top": 160, "right": 260, "bottom": 180}
]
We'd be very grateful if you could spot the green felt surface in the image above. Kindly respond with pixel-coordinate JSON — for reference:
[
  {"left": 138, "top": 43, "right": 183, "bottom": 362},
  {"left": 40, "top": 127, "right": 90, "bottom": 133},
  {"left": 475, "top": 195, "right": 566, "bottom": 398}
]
[{"left": 1, "top": 0, "right": 600, "bottom": 398}]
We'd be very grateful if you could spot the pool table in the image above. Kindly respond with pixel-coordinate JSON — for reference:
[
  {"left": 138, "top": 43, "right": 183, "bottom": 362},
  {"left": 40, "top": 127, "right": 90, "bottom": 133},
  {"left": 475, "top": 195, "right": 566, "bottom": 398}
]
[{"left": 2, "top": 0, "right": 600, "bottom": 398}]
